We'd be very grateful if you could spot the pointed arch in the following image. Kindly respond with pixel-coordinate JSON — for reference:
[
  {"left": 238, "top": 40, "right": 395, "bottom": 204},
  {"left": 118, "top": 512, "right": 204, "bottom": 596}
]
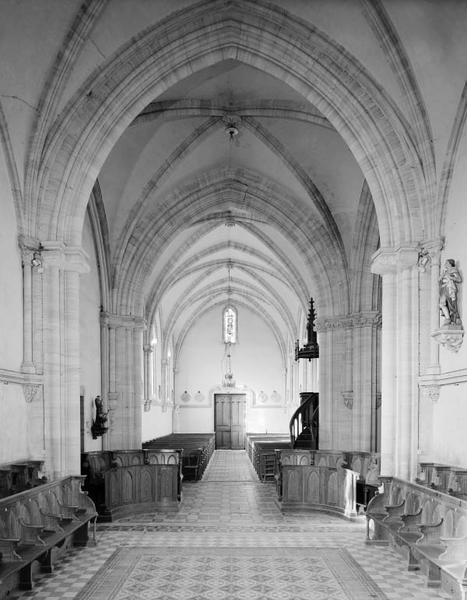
[{"left": 31, "top": 0, "right": 430, "bottom": 251}]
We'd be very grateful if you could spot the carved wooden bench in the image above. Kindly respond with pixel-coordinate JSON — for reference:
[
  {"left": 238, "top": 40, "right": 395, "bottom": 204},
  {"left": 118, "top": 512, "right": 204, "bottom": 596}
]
[
  {"left": 366, "top": 476, "right": 467, "bottom": 599},
  {"left": 82, "top": 449, "right": 183, "bottom": 520},
  {"left": 0, "top": 460, "right": 46, "bottom": 499},
  {"left": 417, "top": 462, "right": 467, "bottom": 501},
  {"left": 0, "top": 476, "right": 96, "bottom": 596},
  {"left": 143, "top": 434, "right": 215, "bottom": 480}
]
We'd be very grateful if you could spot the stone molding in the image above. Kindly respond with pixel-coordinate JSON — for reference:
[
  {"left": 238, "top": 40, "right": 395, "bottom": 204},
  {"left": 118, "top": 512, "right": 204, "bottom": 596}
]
[
  {"left": 419, "top": 368, "right": 467, "bottom": 389},
  {"left": 23, "top": 383, "right": 43, "bottom": 404},
  {"left": 431, "top": 327, "right": 464, "bottom": 353},
  {"left": 342, "top": 390, "right": 354, "bottom": 410},
  {"left": 40, "top": 241, "right": 90, "bottom": 273},
  {"left": 419, "top": 384, "right": 440, "bottom": 402},
  {"left": 0, "top": 368, "right": 42, "bottom": 386},
  {"left": 0, "top": 370, "right": 43, "bottom": 403},
  {"left": 371, "top": 245, "right": 419, "bottom": 275},
  {"left": 100, "top": 311, "right": 146, "bottom": 329},
  {"left": 315, "top": 311, "right": 381, "bottom": 332}
]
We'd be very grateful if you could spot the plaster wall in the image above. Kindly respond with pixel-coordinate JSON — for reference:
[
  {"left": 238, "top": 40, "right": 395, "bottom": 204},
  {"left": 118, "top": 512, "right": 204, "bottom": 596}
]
[
  {"left": 142, "top": 403, "right": 173, "bottom": 443},
  {"left": 0, "top": 150, "right": 22, "bottom": 370},
  {"left": 424, "top": 119, "right": 467, "bottom": 469},
  {"left": 174, "top": 306, "right": 287, "bottom": 436},
  {"left": 79, "top": 213, "right": 102, "bottom": 451},
  {"left": 431, "top": 385, "right": 467, "bottom": 469},
  {"left": 0, "top": 385, "right": 29, "bottom": 463}
]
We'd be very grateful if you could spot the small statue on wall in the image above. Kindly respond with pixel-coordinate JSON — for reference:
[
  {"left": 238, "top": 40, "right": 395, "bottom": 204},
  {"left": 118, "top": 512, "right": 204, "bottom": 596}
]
[
  {"left": 91, "top": 395, "right": 109, "bottom": 439},
  {"left": 439, "top": 259, "right": 462, "bottom": 327}
]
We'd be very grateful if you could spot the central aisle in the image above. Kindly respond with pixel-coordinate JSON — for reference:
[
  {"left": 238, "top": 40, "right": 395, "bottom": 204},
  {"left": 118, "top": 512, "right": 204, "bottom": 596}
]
[
  {"left": 202, "top": 449, "right": 259, "bottom": 482},
  {"left": 11, "top": 450, "right": 449, "bottom": 600}
]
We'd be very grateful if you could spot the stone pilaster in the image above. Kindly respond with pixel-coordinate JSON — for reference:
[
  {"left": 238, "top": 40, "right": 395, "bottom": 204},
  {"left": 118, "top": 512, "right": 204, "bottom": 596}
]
[
  {"left": 41, "top": 242, "right": 89, "bottom": 478},
  {"left": 372, "top": 245, "right": 419, "bottom": 480},
  {"left": 18, "top": 237, "right": 43, "bottom": 374},
  {"left": 143, "top": 337, "right": 156, "bottom": 412},
  {"left": 316, "top": 311, "right": 381, "bottom": 452},
  {"left": 100, "top": 311, "right": 145, "bottom": 449},
  {"left": 315, "top": 317, "right": 349, "bottom": 449}
]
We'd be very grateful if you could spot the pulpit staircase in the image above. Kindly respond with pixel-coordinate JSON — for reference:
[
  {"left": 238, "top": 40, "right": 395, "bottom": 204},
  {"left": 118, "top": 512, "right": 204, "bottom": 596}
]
[{"left": 289, "top": 392, "right": 319, "bottom": 449}]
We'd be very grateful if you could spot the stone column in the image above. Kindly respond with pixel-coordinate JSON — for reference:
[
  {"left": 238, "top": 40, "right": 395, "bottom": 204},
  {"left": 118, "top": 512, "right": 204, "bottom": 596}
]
[
  {"left": 143, "top": 343, "right": 154, "bottom": 411},
  {"left": 101, "top": 312, "right": 145, "bottom": 449},
  {"left": 372, "top": 246, "right": 419, "bottom": 480},
  {"left": 422, "top": 241, "right": 443, "bottom": 374},
  {"left": 20, "top": 247, "right": 36, "bottom": 373},
  {"left": 315, "top": 318, "right": 347, "bottom": 449},
  {"left": 417, "top": 240, "right": 443, "bottom": 461},
  {"left": 41, "top": 242, "right": 89, "bottom": 478},
  {"left": 351, "top": 311, "right": 381, "bottom": 452}
]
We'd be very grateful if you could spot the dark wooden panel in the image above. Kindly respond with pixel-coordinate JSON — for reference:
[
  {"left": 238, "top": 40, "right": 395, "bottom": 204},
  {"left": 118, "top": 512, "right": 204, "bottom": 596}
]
[{"left": 214, "top": 394, "right": 246, "bottom": 449}]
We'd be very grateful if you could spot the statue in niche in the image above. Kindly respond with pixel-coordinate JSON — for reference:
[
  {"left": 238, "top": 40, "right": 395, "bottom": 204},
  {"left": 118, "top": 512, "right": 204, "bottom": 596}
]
[
  {"left": 91, "top": 395, "right": 109, "bottom": 439},
  {"left": 439, "top": 259, "right": 462, "bottom": 326}
]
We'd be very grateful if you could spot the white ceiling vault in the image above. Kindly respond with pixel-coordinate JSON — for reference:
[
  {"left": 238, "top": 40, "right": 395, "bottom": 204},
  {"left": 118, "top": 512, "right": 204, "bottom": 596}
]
[
  {"left": 5, "top": 0, "right": 465, "bottom": 358},
  {"left": 100, "top": 58, "right": 365, "bottom": 350},
  {"left": 94, "top": 10, "right": 368, "bottom": 353}
]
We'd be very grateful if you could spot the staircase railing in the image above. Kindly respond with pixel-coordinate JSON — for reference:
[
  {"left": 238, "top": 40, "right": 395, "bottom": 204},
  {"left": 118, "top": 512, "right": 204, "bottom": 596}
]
[{"left": 289, "top": 392, "right": 319, "bottom": 449}]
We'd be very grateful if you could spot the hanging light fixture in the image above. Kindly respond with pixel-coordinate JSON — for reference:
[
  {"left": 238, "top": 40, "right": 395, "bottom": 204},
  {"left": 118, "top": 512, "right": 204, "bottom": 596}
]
[
  {"left": 223, "top": 342, "right": 236, "bottom": 388},
  {"left": 222, "top": 260, "right": 236, "bottom": 387}
]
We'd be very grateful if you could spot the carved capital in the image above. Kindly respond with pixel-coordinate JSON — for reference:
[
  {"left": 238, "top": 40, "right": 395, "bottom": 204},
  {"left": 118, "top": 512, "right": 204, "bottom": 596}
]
[
  {"left": 342, "top": 390, "right": 353, "bottom": 410},
  {"left": 316, "top": 311, "right": 381, "bottom": 332},
  {"left": 41, "top": 242, "right": 90, "bottom": 273},
  {"left": 101, "top": 311, "right": 146, "bottom": 329},
  {"left": 23, "top": 383, "right": 42, "bottom": 403},
  {"left": 371, "top": 245, "right": 419, "bottom": 275},
  {"left": 315, "top": 316, "right": 350, "bottom": 331},
  {"left": 419, "top": 384, "right": 440, "bottom": 402},
  {"left": 352, "top": 311, "right": 382, "bottom": 328}
]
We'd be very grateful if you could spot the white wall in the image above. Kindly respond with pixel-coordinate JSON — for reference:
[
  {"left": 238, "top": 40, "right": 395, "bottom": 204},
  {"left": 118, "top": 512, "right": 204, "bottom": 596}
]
[
  {"left": 0, "top": 139, "right": 30, "bottom": 463},
  {"left": 421, "top": 124, "right": 467, "bottom": 469},
  {"left": 142, "top": 404, "right": 173, "bottom": 442},
  {"left": 174, "top": 305, "right": 288, "bottom": 436},
  {"left": 0, "top": 147, "right": 22, "bottom": 370},
  {"left": 79, "top": 212, "right": 102, "bottom": 451},
  {"left": 431, "top": 386, "right": 467, "bottom": 467}
]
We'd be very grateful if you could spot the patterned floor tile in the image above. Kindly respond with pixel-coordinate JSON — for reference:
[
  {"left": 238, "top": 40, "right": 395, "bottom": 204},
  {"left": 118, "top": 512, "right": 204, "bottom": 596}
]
[{"left": 9, "top": 450, "right": 451, "bottom": 600}]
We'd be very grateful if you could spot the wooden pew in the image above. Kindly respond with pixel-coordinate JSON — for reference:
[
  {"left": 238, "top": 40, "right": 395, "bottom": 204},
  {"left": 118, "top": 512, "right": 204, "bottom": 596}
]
[
  {"left": 276, "top": 449, "right": 378, "bottom": 518},
  {"left": 244, "top": 433, "right": 290, "bottom": 482},
  {"left": 0, "top": 476, "right": 96, "bottom": 596},
  {"left": 143, "top": 434, "right": 215, "bottom": 481},
  {"left": 82, "top": 449, "right": 183, "bottom": 520},
  {"left": 366, "top": 476, "right": 467, "bottom": 598},
  {"left": 0, "top": 461, "right": 46, "bottom": 499},
  {"left": 417, "top": 462, "right": 467, "bottom": 501}
]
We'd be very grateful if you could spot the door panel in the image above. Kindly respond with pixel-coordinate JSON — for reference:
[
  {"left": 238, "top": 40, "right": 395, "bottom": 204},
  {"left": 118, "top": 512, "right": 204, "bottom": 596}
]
[
  {"left": 215, "top": 395, "right": 231, "bottom": 449},
  {"left": 215, "top": 394, "right": 246, "bottom": 449},
  {"left": 230, "top": 396, "right": 246, "bottom": 449}
]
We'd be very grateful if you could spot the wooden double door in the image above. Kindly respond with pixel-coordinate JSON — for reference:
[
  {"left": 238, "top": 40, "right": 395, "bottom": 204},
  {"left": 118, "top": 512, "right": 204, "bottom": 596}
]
[{"left": 214, "top": 394, "right": 246, "bottom": 449}]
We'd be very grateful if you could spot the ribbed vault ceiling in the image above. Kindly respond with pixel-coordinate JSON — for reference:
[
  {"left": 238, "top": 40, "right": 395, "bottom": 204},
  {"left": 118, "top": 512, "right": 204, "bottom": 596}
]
[{"left": 98, "top": 59, "right": 364, "bottom": 347}]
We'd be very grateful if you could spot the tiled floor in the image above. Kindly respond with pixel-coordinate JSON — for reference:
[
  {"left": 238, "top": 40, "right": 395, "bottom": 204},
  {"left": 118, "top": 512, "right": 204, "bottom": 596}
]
[{"left": 11, "top": 450, "right": 451, "bottom": 600}]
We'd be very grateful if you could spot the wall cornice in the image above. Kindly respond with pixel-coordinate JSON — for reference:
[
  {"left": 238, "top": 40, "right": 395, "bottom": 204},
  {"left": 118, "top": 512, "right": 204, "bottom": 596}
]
[{"left": 419, "top": 368, "right": 467, "bottom": 388}]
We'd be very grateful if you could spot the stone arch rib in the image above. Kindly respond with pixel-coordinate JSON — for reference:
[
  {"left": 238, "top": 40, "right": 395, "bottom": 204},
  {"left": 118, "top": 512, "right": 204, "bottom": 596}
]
[{"left": 32, "top": 0, "right": 428, "bottom": 250}]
